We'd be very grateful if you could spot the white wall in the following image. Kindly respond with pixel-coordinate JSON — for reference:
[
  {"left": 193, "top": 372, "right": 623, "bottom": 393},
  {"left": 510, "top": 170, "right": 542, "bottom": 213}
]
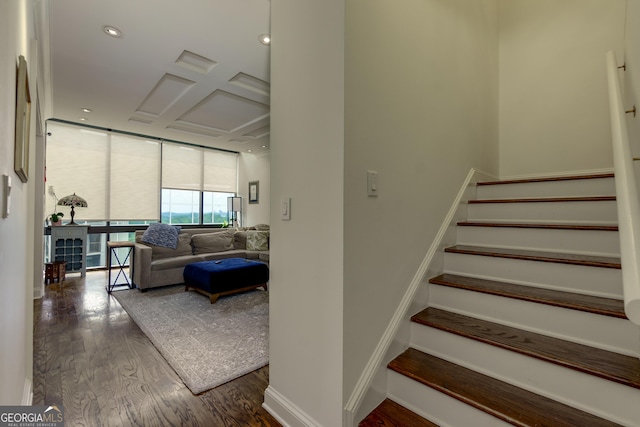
[
  {"left": 0, "top": 0, "right": 36, "bottom": 405},
  {"left": 626, "top": 0, "right": 640, "bottom": 156},
  {"left": 265, "top": 1, "right": 345, "bottom": 426},
  {"left": 344, "top": 0, "right": 498, "bottom": 415},
  {"left": 499, "top": 0, "right": 626, "bottom": 178},
  {"left": 238, "top": 152, "right": 270, "bottom": 226}
]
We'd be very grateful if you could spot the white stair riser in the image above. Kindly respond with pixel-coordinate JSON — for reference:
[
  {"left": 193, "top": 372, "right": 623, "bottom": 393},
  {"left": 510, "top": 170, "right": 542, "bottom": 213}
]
[
  {"left": 428, "top": 284, "right": 639, "bottom": 356},
  {"left": 444, "top": 253, "right": 623, "bottom": 298},
  {"left": 457, "top": 226, "right": 620, "bottom": 257},
  {"left": 476, "top": 177, "right": 615, "bottom": 200},
  {"left": 387, "top": 371, "right": 513, "bottom": 427},
  {"left": 410, "top": 327, "right": 640, "bottom": 426},
  {"left": 467, "top": 200, "right": 617, "bottom": 224}
]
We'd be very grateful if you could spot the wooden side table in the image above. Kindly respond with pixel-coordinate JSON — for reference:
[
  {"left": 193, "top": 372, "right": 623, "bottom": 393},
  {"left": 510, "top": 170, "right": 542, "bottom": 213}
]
[
  {"left": 45, "top": 261, "right": 66, "bottom": 284},
  {"left": 107, "top": 241, "right": 135, "bottom": 293}
]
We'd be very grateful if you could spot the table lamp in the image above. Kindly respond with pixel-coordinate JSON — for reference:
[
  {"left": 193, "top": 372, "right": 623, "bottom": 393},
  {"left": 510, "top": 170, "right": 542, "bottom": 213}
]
[{"left": 57, "top": 193, "right": 88, "bottom": 225}]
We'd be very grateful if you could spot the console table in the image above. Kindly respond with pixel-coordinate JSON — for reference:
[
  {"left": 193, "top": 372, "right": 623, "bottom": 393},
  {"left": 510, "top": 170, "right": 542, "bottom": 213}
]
[{"left": 50, "top": 225, "right": 89, "bottom": 277}]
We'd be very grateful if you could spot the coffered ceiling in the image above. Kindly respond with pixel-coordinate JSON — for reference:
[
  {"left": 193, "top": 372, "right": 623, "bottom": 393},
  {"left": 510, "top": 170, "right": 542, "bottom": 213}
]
[{"left": 45, "top": 0, "right": 271, "bottom": 154}]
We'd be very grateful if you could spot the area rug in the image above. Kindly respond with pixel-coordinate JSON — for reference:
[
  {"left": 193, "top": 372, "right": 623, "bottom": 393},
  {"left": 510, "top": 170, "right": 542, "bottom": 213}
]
[{"left": 113, "top": 285, "right": 268, "bottom": 394}]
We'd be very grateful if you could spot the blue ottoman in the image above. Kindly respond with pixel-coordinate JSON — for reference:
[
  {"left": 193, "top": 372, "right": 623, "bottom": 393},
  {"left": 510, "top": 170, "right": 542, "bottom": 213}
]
[{"left": 183, "top": 258, "right": 269, "bottom": 303}]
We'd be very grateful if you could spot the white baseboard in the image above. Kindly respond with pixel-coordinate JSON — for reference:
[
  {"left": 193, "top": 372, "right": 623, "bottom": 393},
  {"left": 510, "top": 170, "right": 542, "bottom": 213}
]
[
  {"left": 343, "top": 168, "right": 492, "bottom": 426},
  {"left": 22, "top": 377, "right": 33, "bottom": 406},
  {"left": 263, "top": 385, "right": 322, "bottom": 427}
]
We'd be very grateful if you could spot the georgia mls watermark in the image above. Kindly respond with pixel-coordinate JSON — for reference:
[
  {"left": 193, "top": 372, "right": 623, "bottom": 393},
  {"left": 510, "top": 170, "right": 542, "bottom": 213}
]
[{"left": 0, "top": 405, "right": 64, "bottom": 427}]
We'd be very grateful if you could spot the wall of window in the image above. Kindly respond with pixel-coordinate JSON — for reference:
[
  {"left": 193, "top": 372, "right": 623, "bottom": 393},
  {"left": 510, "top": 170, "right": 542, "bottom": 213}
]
[{"left": 45, "top": 121, "right": 239, "bottom": 268}]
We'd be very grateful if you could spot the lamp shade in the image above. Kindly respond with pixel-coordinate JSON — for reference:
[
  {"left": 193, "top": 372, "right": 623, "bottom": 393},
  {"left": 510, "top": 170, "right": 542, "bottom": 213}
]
[
  {"left": 57, "top": 193, "right": 88, "bottom": 225},
  {"left": 227, "top": 196, "right": 242, "bottom": 212},
  {"left": 57, "top": 193, "right": 88, "bottom": 208},
  {"left": 227, "top": 196, "right": 242, "bottom": 227}
]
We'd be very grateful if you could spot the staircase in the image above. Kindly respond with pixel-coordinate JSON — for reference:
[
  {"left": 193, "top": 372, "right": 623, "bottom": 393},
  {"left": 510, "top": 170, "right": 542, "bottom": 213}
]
[{"left": 359, "top": 173, "right": 640, "bottom": 427}]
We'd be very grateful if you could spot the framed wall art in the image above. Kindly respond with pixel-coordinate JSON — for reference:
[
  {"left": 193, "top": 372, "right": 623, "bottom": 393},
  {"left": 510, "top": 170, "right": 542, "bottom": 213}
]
[
  {"left": 249, "top": 180, "right": 259, "bottom": 204},
  {"left": 14, "top": 55, "right": 31, "bottom": 183}
]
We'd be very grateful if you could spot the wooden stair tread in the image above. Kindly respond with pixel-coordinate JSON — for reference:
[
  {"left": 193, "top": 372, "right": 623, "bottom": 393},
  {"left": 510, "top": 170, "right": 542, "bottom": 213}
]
[
  {"left": 477, "top": 173, "right": 614, "bottom": 186},
  {"left": 389, "top": 348, "right": 623, "bottom": 427},
  {"left": 429, "top": 274, "right": 626, "bottom": 318},
  {"left": 412, "top": 308, "right": 640, "bottom": 389},
  {"left": 457, "top": 221, "right": 619, "bottom": 231},
  {"left": 469, "top": 196, "right": 615, "bottom": 204},
  {"left": 359, "top": 399, "right": 439, "bottom": 427},
  {"left": 445, "top": 245, "right": 621, "bottom": 269}
]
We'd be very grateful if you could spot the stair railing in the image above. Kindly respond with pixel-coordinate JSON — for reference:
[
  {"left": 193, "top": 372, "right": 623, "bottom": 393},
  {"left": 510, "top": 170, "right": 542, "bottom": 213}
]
[{"left": 606, "top": 50, "right": 640, "bottom": 326}]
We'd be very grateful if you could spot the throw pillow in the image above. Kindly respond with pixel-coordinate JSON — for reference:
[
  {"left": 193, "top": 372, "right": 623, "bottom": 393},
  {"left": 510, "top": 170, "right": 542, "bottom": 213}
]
[
  {"left": 246, "top": 230, "right": 269, "bottom": 251},
  {"left": 150, "top": 233, "right": 192, "bottom": 260},
  {"left": 191, "top": 230, "right": 235, "bottom": 255},
  {"left": 141, "top": 223, "right": 181, "bottom": 249}
]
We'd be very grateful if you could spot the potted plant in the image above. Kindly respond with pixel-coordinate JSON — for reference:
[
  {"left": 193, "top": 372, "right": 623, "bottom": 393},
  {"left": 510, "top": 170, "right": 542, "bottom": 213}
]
[{"left": 49, "top": 212, "right": 64, "bottom": 226}]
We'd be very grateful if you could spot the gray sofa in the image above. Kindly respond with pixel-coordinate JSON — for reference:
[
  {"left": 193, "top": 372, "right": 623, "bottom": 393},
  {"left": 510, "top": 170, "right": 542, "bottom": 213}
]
[{"left": 132, "top": 226, "right": 269, "bottom": 291}]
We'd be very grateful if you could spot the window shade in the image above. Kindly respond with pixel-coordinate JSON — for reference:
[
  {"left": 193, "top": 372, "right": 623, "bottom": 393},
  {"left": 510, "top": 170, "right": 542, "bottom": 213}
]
[
  {"left": 110, "top": 135, "right": 160, "bottom": 220},
  {"left": 162, "top": 143, "right": 202, "bottom": 190},
  {"left": 162, "top": 143, "right": 238, "bottom": 192},
  {"left": 46, "top": 123, "right": 108, "bottom": 220},
  {"left": 46, "top": 121, "right": 238, "bottom": 223},
  {"left": 204, "top": 150, "right": 237, "bottom": 192}
]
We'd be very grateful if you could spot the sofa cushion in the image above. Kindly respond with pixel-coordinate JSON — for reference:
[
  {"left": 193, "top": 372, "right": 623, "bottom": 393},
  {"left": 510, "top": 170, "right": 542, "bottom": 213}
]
[
  {"left": 232, "top": 231, "right": 247, "bottom": 249},
  {"left": 246, "top": 230, "right": 269, "bottom": 251},
  {"left": 245, "top": 251, "right": 263, "bottom": 260},
  {"left": 201, "top": 250, "right": 248, "bottom": 261},
  {"left": 148, "top": 233, "right": 192, "bottom": 260},
  {"left": 191, "top": 230, "right": 235, "bottom": 255},
  {"left": 151, "top": 254, "right": 205, "bottom": 271},
  {"left": 141, "top": 223, "right": 181, "bottom": 249}
]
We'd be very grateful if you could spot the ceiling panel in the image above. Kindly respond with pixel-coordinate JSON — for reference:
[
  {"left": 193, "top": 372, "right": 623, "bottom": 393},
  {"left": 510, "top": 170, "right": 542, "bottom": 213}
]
[{"left": 46, "top": 0, "right": 271, "bottom": 153}]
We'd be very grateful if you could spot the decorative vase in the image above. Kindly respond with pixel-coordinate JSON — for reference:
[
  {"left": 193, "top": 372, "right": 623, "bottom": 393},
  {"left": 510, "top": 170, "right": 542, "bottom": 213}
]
[{"left": 52, "top": 220, "right": 62, "bottom": 226}]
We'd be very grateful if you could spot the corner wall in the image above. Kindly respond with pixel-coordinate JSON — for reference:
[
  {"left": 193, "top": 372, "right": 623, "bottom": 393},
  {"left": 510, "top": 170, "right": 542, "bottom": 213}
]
[
  {"left": 498, "top": 0, "right": 626, "bottom": 178},
  {"left": 625, "top": 0, "right": 640, "bottom": 155},
  {"left": 0, "top": 0, "right": 36, "bottom": 405},
  {"left": 238, "top": 152, "right": 270, "bottom": 227},
  {"left": 344, "top": 0, "right": 499, "bottom": 417},
  {"left": 265, "top": 0, "right": 345, "bottom": 426}
]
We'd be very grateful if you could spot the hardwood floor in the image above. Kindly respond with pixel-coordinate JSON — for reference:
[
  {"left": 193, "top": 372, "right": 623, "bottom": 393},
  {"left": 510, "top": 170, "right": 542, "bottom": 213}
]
[{"left": 33, "top": 271, "right": 281, "bottom": 427}]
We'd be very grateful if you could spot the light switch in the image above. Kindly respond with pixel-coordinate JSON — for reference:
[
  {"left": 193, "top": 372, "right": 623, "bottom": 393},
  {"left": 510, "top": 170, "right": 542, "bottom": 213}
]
[
  {"left": 367, "top": 171, "right": 378, "bottom": 197},
  {"left": 281, "top": 197, "right": 291, "bottom": 220},
  {"left": 2, "top": 175, "right": 11, "bottom": 218}
]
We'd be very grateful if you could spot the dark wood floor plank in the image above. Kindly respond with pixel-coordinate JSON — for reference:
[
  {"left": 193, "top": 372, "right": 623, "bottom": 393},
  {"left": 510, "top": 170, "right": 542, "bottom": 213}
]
[
  {"left": 412, "top": 308, "right": 640, "bottom": 389},
  {"left": 469, "top": 196, "right": 615, "bottom": 204},
  {"left": 429, "top": 274, "right": 626, "bottom": 318},
  {"left": 476, "top": 173, "right": 614, "bottom": 186},
  {"left": 445, "top": 245, "right": 621, "bottom": 269},
  {"left": 359, "top": 398, "right": 439, "bottom": 427},
  {"left": 457, "top": 221, "right": 619, "bottom": 231},
  {"left": 389, "top": 348, "right": 623, "bottom": 427},
  {"left": 33, "top": 271, "right": 281, "bottom": 427}
]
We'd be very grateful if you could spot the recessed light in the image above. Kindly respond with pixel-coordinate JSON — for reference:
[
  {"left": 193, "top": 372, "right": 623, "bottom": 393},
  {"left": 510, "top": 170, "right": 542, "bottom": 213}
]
[
  {"left": 103, "top": 25, "right": 123, "bottom": 38},
  {"left": 81, "top": 108, "right": 92, "bottom": 113},
  {"left": 78, "top": 117, "right": 87, "bottom": 121},
  {"left": 247, "top": 149, "right": 253, "bottom": 153},
  {"left": 258, "top": 34, "right": 271, "bottom": 46},
  {"left": 261, "top": 145, "right": 267, "bottom": 148}
]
